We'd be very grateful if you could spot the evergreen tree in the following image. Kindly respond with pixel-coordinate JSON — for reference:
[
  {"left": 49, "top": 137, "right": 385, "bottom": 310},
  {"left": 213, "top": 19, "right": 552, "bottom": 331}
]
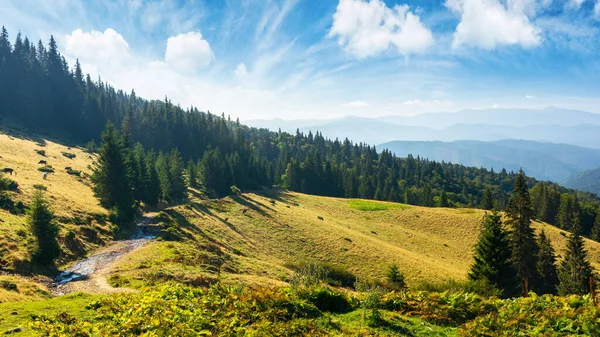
[
  {"left": 591, "top": 211, "right": 600, "bottom": 242},
  {"left": 91, "top": 122, "right": 135, "bottom": 224},
  {"left": 156, "top": 152, "right": 171, "bottom": 201},
  {"left": 438, "top": 189, "right": 449, "bottom": 207},
  {"left": 27, "top": 190, "right": 61, "bottom": 264},
  {"left": 144, "top": 151, "right": 161, "bottom": 207},
  {"left": 481, "top": 188, "right": 494, "bottom": 210},
  {"left": 386, "top": 264, "right": 406, "bottom": 290},
  {"left": 187, "top": 159, "right": 197, "bottom": 188},
  {"left": 557, "top": 226, "right": 594, "bottom": 295},
  {"left": 168, "top": 148, "right": 186, "bottom": 200},
  {"left": 536, "top": 230, "right": 559, "bottom": 295},
  {"left": 469, "top": 212, "right": 518, "bottom": 298},
  {"left": 506, "top": 169, "right": 538, "bottom": 295}
]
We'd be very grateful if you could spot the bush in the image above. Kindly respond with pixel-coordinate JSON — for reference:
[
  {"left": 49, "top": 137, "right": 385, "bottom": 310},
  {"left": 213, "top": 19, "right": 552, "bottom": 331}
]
[
  {"left": 33, "top": 184, "right": 47, "bottom": 191},
  {"left": 66, "top": 168, "right": 81, "bottom": 177},
  {"left": 295, "top": 286, "right": 352, "bottom": 313},
  {"left": 35, "top": 149, "right": 46, "bottom": 156},
  {"left": 0, "top": 280, "right": 18, "bottom": 292},
  {"left": 85, "top": 140, "right": 97, "bottom": 153},
  {"left": 62, "top": 152, "right": 76, "bottom": 159},
  {"left": 38, "top": 165, "right": 54, "bottom": 173},
  {"left": 0, "top": 175, "right": 18, "bottom": 191},
  {"left": 416, "top": 279, "right": 502, "bottom": 298},
  {"left": 230, "top": 185, "right": 241, "bottom": 195}
]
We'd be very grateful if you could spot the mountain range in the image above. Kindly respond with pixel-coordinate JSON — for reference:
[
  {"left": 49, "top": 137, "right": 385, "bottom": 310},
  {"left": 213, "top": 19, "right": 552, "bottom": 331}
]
[{"left": 245, "top": 108, "right": 600, "bottom": 148}]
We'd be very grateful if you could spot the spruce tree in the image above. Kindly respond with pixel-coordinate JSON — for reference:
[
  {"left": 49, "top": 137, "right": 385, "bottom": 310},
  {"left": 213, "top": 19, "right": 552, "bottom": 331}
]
[
  {"left": 536, "top": 230, "right": 559, "bottom": 295},
  {"left": 27, "top": 190, "right": 61, "bottom": 264},
  {"left": 591, "top": 211, "right": 600, "bottom": 242},
  {"left": 91, "top": 122, "right": 135, "bottom": 224},
  {"left": 481, "top": 188, "right": 494, "bottom": 210},
  {"left": 168, "top": 148, "right": 186, "bottom": 200},
  {"left": 386, "top": 264, "right": 406, "bottom": 290},
  {"left": 557, "top": 225, "right": 594, "bottom": 295},
  {"left": 506, "top": 169, "right": 538, "bottom": 295},
  {"left": 187, "top": 159, "right": 197, "bottom": 188},
  {"left": 469, "top": 212, "right": 518, "bottom": 298},
  {"left": 438, "top": 189, "right": 449, "bottom": 207}
]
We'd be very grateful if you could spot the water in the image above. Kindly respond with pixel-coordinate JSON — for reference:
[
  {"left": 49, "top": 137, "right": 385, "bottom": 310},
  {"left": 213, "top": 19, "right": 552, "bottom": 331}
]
[{"left": 53, "top": 225, "right": 155, "bottom": 288}]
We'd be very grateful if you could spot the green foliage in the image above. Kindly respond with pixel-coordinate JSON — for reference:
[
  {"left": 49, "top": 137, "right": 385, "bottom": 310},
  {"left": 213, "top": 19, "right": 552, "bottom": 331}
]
[
  {"left": 32, "top": 184, "right": 47, "bottom": 191},
  {"left": 27, "top": 190, "right": 61, "bottom": 264},
  {"left": 35, "top": 149, "right": 46, "bottom": 156},
  {"left": 30, "top": 284, "right": 326, "bottom": 336},
  {"left": 506, "top": 169, "right": 539, "bottom": 294},
  {"left": 61, "top": 151, "right": 76, "bottom": 159},
  {"left": 85, "top": 140, "right": 97, "bottom": 153},
  {"left": 293, "top": 286, "right": 353, "bottom": 313},
  {"left": 348, "top": 200, "right": 410, "bottom": 211},
  {"left": 536, "top": 230, "right": 559, "bottom": 295},
  {"left": 469, "top": 212, "right": 517, "bottom": 298},
  {"left": 37, "top": 165, "right": 54, "bottom": 173},
  {"left": 65, "top": 168, "right": 81, "bottom": 176},
  {"left": 557, "top": 228, "right": 594, "bottom": 296},
  {"left": 91, "top": 122, "right": 135, "bottom": 226},
  {"left": 0, "top": 280, "right": 18, "bottom": 292},
  {"left": 287, "top": 261, "right": 357, "bottom": 289},
  {"left": 230, "top": 185, "right": 241, "bottom": 195},
  {"left": 460, "top": 293, "right": 600, "bottom": 336},
  {"left": 187, "top": 159, "right": 197, "bottom": 188},
  {"left": 386, "top": 264, "right": 406, "bottom": 290}
]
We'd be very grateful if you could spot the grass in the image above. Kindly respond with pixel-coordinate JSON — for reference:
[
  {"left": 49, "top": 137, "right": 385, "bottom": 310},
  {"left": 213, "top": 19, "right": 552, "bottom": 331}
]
[
  {"left": 0, "top": 292, "right": 98, "bottom": 336},
  {"left": 0, "top": 276, "right": 50, "bottom": 303},
  {"left": 0, "top": 132, "right": 109, "bottom": 271},
  {"left": 348, "top": 199, "right": 411, "bottom": 211}
]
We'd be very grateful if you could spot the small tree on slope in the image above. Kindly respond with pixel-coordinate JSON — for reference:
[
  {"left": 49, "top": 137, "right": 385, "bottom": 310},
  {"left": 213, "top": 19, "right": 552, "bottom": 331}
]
[
  {"left": 557, "top": 222, "right": 595, "bottom": 296},
  {"left": 469, "top": 211, "right": 518, "bottom": 298},
  {"left": 536, "top": 230, "right": 559, "bottom": 295},
  {"left": 28, "top": 190, "right": 60, "bottom": 265},
  {"left": 506, "top": 169, "right": 539, "bottom": 295}
]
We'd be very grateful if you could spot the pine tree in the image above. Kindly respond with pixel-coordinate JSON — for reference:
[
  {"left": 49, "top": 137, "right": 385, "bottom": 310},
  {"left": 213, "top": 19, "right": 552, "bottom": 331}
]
[
  {"left": 469, "top": 212, "right": 518, "bottom": 298},
  {"left": 536, "top": 230, "right": 559, "bottom": 295},
  {"left": 557, "top": 226, "right": 594, "bottom": 295},
  {"left": 506, "top": 169, "right": 538, "bottom": 295},
  {"left": 386, "top": 264, "right": 406, "bottom": 290},
  {"left": 91, "top": 122, "right": 135, "bottom": 225},
  {"left": 591, "top": 211, "right": 600, "bottom": 242},
  {"left": 27, "top": 190, "right": 61, "bottom": 264},
  {"left": 438, "top": 189, "right": 449, "bottom": 207},
  {"left": 187, "top": 159, "right": 197, "bottom": 188},
  {"left": 481, "top": 188, "right": 494, "bottom": 210},
  {"left": 168, "top": 148, "right": 186, "bottom": 200}
]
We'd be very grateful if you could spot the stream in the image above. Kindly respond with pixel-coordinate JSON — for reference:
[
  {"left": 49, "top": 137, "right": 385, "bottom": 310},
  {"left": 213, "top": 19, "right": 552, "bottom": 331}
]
[{"left": 51, "top": 218, "right": 155, "bottom": 295}]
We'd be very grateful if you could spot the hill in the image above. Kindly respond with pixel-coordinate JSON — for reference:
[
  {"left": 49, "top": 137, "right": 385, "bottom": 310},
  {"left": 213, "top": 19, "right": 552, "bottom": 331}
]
[
  {"left": 563, "top": 168, "right": 600, "bottom": 196},
  {"left": 378, "top": 140, "right": 600, "bottom": 182}
]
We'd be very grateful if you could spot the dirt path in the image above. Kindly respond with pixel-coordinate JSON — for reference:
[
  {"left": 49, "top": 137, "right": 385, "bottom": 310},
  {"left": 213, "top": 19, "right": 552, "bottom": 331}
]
[{"left": 51, "top": 216, "right": 156, "bottom": 295}]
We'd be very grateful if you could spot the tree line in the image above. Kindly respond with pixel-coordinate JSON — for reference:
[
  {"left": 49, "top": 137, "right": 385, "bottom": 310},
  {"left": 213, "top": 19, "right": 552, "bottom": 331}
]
[
  {"left": 470, "top": 171, "right": 595, "bottom": 298},
  {"left": 2, "top": 28, "right": 600, "bottom": 241}
]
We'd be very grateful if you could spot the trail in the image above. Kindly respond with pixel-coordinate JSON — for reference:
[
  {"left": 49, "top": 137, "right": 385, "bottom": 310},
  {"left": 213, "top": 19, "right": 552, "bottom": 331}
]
[{"left": 51, "top": 215, "right": 156, "bottom": 296}]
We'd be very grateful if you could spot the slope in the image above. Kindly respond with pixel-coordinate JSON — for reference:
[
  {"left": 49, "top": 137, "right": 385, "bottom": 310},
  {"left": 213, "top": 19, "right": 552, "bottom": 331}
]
[
  {"left": 563, "top": 167, "right": 600, "bottom": 196},
  {"left": 104, "top": 191, "right": 600, "bottom": 290}
]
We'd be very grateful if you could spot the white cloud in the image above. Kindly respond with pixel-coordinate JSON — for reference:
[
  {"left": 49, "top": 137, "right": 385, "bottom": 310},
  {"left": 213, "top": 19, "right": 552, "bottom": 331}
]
[
  {"left": 165, "top": 32, "right": 214, "bottom": 72},
  {"left": 403, "top": 99, "right": 452, "bottom": 107},
  {"left": 63, "top": 28, "right": 131, "bottom": 65},
  {"left": 344, "top": 100, "right": 369, "bottom": 107},
  {"left": 328, "top": 0, "right": 433, "bottom": 58},
  {"left": 445, "top": 0, "right": 541, "bottom": 49},
  {"left": 525, "top": 94, "right": 535, "bottom": 98},
  {"left": 595, "top": 0, "right": 600, "bottom": 17},
  {"left": 492, "top": 104, "right": 499, "bottom": 108},
  {"left": 566, "top": 0, "right": 584, "bottom": 9},
  {"left": 234, "top": 63, "right": 248, "bottom": 82}
]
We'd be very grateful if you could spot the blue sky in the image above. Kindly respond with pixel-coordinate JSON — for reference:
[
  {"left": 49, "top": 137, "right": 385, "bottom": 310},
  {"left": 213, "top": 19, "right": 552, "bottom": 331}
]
[{"left": 2, "top": 0, "right": 600, "bottom": 120}]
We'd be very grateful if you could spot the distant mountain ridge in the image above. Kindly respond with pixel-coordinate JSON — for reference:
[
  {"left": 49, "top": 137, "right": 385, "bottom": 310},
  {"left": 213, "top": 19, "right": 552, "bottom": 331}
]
[
  {"left": 378, "top": 140, "right": 600, "bottom": 182},
  {"left": 563, "top": 168, "right": 600, "bottom": 196},
  {"left": 244, "top": 108, "right": 600, "bottom": 148}
]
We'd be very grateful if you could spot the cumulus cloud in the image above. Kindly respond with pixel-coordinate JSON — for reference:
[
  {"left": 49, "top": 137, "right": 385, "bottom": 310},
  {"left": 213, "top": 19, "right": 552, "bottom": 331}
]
[
  {"left": 344, "top": 100, "right": 369, "bottom": 107},
  {"left": 328, "top": 0, "right": 433, "bottom": 58},
  {"left": 445, "top": 0, "right": 541, "bottom": 49},
  {"left": 566, "top": 0, "right": 584, "bottom": 9},
  {"left": 165, "top": 32, "right": 214, "bottom": 72},
  {"left": 234, "top": 63, "right": 248, "bottom": 82},
  {"left": 63, "top": 28, "right": 131, "bottom": 65}
]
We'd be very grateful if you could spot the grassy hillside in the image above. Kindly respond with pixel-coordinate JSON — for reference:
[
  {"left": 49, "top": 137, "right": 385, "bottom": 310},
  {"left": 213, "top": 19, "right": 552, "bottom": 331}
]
[
  {"left": 0, "top": 132, "right": 110, "bottom": 271},
  {"left": 563, "top": 167, "right": 600, "bottom": 197},
  {"left": 105, "top": 191, "right": 600, "bottom": 290}
]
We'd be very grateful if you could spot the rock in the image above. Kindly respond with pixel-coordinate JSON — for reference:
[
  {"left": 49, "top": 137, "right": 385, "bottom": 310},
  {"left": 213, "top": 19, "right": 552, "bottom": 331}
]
[{"left": 4, "top": 327, "right": 23, "bottom": 334}]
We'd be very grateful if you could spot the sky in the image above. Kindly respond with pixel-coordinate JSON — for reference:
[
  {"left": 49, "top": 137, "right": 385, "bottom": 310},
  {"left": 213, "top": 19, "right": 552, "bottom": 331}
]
[{"left": 2, "top": 0, "right": 600, "bottom": 120}]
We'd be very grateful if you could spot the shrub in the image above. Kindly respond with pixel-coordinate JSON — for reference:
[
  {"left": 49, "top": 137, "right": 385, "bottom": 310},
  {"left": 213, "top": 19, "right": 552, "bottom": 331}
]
[
  {"left": 12, "top": 200, "right": 25, "bottom": 214},
  {"left": 230, "top": 185, "right": 241, "bottom": 195},
  {"left": 35, "top": 149, "right": 46, "bottom": 156},
  {"left": 295, "top": 286, "right": 352, "bottom": 313},
  {"left": 286, "top": 261, "right": 357, "bottom": 289},
  {"left": 62, "top": 152, "right": 76, "bottom": 159},
  {"left": 85, "top": 140, "right": 97, "bottom": 153},
  {"left": 0, "top": 175, "right": 18, "bottom": 191},
  {"left": 0, "top": 280, "right": 18, "bottom": 292},
  {"left": 38, "top": 165, "right": 54, "bottom": 173},
  {"left": 33, "top": 184, "right": 47, "bottom": 191},
  {"left": 66, "top": 168, "right": 81, "bottom": 177}
]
